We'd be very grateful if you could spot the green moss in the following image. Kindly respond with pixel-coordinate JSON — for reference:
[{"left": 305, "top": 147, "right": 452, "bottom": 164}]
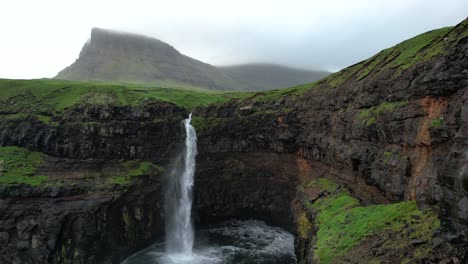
[
  {"left": 0, "top": 146, "right": 48, "bottom": 186},
  {"left": 246, "top": 80, "right": 322, "bottom": 102},
  {"left": 383, "top": 151, "right": 393, "bottom": 163},
  {"left": 359, "top": 108, "right": 373, "bottom": 120},
  {"left": 105, "top": 160, "right": 162, "bottom": 186},
  {"left": 306, "top": 178, "right": 339, "bottom": 192},
  {"left": 0, "top": 113, "right": 28, "bottom": 120},
  {"left": 431, "top": 117, "right": 443, "bottom": 128},
  {"left": 326, "top": 64, "right": 363, "bottom": 88},
  {"left": 359, "top": 101, "right": 408, "bottom": 126},
  {"left": 298, "top": 213, "right": 312, "bottom": 239},
  {"left": 191, "top": 116, "right": 228, "bottom": 132},
  {"left": 306, "top": 179, "right": 440, "bottom": 264},
  {"left": 366, "top": 117, "right": 377, "bottom": 126},
  {"left": 354, "top": 27, "right": 453, "bottom": 79}
]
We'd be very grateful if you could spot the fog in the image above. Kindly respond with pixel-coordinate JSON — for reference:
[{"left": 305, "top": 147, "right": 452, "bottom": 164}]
[{"left": 0, "top": 0, "right": 466, "bottom": 78}]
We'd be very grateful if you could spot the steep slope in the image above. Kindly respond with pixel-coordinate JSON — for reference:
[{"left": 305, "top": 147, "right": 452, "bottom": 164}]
[
  {"left": 219, "top": 64, "right": 330, "bottom": 91},
  {"left": 193, "top": 19, "right": 468, "bottom": 263},
  {"left": 0, "top": 19, "right": 467, "bottom": 264},
  {"left": 55, "top": 28, "right": 239, "bottom": 91},
  {"left": 55, "top": 28, "right": 329, "bottom": 91}
]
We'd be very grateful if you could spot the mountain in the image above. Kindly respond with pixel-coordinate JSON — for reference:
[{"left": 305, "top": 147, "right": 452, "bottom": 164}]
[
  {"left": 219, "top": 63, "right": 330, "bottom": 91},
  {"left": 55, "top": 28, "right": 239, "bottom": 91},
  {"left": 2, "top": 18, "right": 467, "bottom": 264},
  {"left": 55, "top": 28, "right": 329, "bottom": 91}
]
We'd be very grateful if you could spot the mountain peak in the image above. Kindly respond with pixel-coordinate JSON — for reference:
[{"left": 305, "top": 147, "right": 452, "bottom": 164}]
[{"left": 55, "top": 28, "right": 330, "bottom": 91}]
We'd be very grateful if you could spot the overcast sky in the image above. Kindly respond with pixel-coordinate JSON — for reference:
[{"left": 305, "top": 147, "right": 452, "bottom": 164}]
[{"left": 1, "top": 0, "right": 466, "bottom": 79}]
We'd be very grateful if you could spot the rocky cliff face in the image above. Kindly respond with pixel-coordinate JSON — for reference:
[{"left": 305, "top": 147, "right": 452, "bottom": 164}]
[
  {"left": 0, "top": 101, "right": 186, "bottom": 161},
  {"left": 192, "top": 20, "right": 468, "bottom": 263},
  {"left": 0, "top": 101, "right": 189, "bottom": 263},
  {"left": 1, "top": 20, "right": 467, "bottom": 264}
]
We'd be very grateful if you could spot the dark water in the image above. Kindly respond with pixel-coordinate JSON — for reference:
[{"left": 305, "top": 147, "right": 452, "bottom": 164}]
[{"left": 121, "top": 220, "right": 296, "bottom": 264}]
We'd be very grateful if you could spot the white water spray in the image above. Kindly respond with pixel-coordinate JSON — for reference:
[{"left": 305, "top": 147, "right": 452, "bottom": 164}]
[{"left": 165, "top": 113, "right": 198, "bottom": 260}]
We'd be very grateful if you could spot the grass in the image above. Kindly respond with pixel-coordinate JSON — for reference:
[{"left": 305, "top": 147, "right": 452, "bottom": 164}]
[
  {"left": 326, "top": 24, "right": 460, "bottom": 86},
  {"left": 355, "top": 27, "right": 454, "bottom": 79},
  {"left": 325, "top": 64, "right": 363, "bottom": 88},
  {"left": 359, "top": 101, "right": 408, "bottom": 126},
  {"left": 303, "top": 178, "right": 440, "bottom": 264},
  {"left": 0, "top": 113, "right": 58, "bottom": 126},
  {"left": 105, "top": 160, "right": 162, "bottom": 186},
  {"left": 0, "top": 146, "right": 48, "bottom": 186},
  {"left": 0, "top": 78, "right": 251, "bottom": 112},
  {"left": 0, "top": 23, "right": 464, "bottom": 113},
  {"left": 431, "top": 117, "right": 443, "bottom": 128},
  {"left": 0, "top": 147, "right": 161, "bottom": 188},
  {"left": 249, "top": 80, "right": 322, "bottom": 101},
  {"left": 0, "top": 22, "right": 464, "bottom": 118},
  {"left": 191, "top": 116, "right": 228, "bottom": 132}
]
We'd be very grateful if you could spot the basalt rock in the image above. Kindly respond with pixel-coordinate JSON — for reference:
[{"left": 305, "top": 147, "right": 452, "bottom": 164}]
[
  {"left": 0, "top": 159, "right": 166, "bottom": 264},
  {"left": 0, "top": 101, "right": 186, "bottom": 162},
  {"left": 1, "top": 21, "right": 467, "bottom": 264}
]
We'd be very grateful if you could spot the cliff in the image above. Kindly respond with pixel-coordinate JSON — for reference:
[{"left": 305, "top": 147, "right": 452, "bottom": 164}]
[
  {"left": 55, "top": 28, "right": 330, "bottom": 91},
  {"left": 0, "top": 19, "right": 467, "bottom": 264},
  {"left": 55, "top": 28, "right": 239, "bottom": 91},
  {"left": 193, "top": 19, "right": 468, "bottom": 263}
]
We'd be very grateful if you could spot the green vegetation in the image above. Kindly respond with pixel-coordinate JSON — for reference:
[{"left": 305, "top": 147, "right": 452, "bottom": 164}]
[
  {"left": 355, "top": 27, "right": 454, "bottom": 79},
  {"left": 251, "top": 81, "right": 321, "bottom": 101},
  {"left": 191, "top": 116, "right": 228, "bottom": 132},
  {"left": 298, "top": 213, "right": 313, "bottom": 239},
  {"left": 0, "top": 146, "right": 48, "bottom": 186},
  {"left": 359, "top": 101, "right": 408, "bottom": 126},
  {"left": 366, "top": 117, "right": 377, "bottom": 126},
  {"left": 304, "top": 178, "right": 440, "bottom": 264},
  {"left": 325, "top": 64, "right": 362, "bottom": 88},
  {"left": 0, "top": 113, "right": 58, "bottom": 126},
  {"left": 0, "top": 78, "right": 251, "bottom": 112},
  {"left": 105, "top": 160, "right": 162, "bottom": 186},
  {"left": 324, "top": 25, "right": 459, "bottom": 87},
  {"left": 431, "top": 117, "right": 443, "bottom": 128},
  {"left": 0, "top": 23, "right": 464, "bottom": 120},
  {"left": 0, "top": 24, "right": 463, "bottom": 113}
]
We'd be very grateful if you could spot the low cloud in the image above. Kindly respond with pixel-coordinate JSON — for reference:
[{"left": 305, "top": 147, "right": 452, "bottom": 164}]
[{"left": 0, "top": 0, "right": 466, "bottom": 78}]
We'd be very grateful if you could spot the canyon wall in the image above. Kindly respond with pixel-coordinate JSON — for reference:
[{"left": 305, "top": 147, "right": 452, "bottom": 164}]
[{"left": 0, "top": 20, "right": 467, "bottom": 263}]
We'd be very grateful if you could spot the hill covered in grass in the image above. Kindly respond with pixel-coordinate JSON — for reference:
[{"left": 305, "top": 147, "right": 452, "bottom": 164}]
[
  {"left": 219, "top": 63, "right": 330, "bottom": 91},
  {"left": 0, "top": 78, "right": 250, "bottom": 114},
  {"left": 0, "top": 18, "right": 467, "bottom": 264},
  {"left": 55, "top": 28, "right": 329, "bottom": 91},
  {"left": 2, "top": 19, "right": 466, "bottom": 115}
]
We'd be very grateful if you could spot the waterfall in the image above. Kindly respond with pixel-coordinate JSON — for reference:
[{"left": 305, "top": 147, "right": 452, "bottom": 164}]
[{"left": 165, "top": 113, "right": 198, "bottom": 259}]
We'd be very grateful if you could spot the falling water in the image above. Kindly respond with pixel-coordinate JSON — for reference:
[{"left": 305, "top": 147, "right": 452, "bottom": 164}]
[{"left": 165, "top": 113, "right": 198, "bottom": 260}]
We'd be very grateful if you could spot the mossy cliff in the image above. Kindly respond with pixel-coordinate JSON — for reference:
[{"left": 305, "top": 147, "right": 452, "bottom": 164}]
[
  {"left": 295, "top": 178, "right": 440, "bottom": 264},
  {"left": 0, "top": 19, "right": 467, "bottom": 264},
  {"left": 193, "top": 18, "right": 468, "bottom": 263}
]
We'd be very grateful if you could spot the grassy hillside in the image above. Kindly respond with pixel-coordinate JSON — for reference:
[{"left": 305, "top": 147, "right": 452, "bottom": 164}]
[
  {"left": 56, "top": 28, "right": 330, "bottom": 92},
  {"left": 56, "top": 28, "right": 242, "bottom": 91},
  {"left": 2, "top": 20, "right": 466, "bottom": 114},
  {"left": 242, "top": 19, "right": 467, "bottom": 101},
  {"left": 0, "top": 78, "right": 250, "bottom": 113},
  {"left": 219, "top": 63, "right": 330, "bottom": 91}
]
